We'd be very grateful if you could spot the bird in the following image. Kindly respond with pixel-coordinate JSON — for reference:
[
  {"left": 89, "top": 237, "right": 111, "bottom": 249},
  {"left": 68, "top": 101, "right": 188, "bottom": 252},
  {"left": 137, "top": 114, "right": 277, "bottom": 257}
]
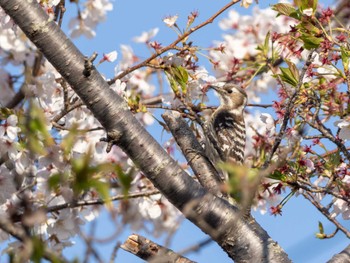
[{"left": 205, "top": 83, "right": 247, "bottom": 171}]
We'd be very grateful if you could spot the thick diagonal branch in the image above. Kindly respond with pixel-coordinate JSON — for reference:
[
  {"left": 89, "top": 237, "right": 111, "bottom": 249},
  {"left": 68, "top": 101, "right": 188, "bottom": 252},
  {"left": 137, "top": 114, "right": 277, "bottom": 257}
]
[
  {"left": 327, "top": 244, "right": 350, "bottom": 263},
  {"left": 162, "top": 112, "right": 225, "bottom": 197},
  {"left": 0, "top": 1, "right": 291, "bottom": 261}
]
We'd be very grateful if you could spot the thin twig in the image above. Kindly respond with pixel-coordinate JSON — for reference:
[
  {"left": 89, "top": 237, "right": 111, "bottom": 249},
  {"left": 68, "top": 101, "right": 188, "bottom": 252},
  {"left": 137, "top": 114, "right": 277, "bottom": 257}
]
[
  {"left": 0, "top": 217, "right": 68, "bottom": 262},
  {"left": 46, "top": 189, "right": 160, "bottom": 212},
  {"left": 264, "top": 50, "right": 315, "bottom": 167},
  {"left": 302, "top": 191, "right": 350, "bottom": 238},
  {"left": 52, "top": 100, "right": 84, "bottom": 123},
  {"left": 295, "top": 180, "right": 350, "bottom": 203},
  {"left": 305, "top": 117, "right": 350, "bottom": 162},
  {"left": 52, "top": 121, "right": 104, "bottom": 132},
  {"left": 108, "top": 1, "right": 240, "bottom": 85},
  {"left": 109, "top": 242, "right": 122, "bottom": 263},
  {"left": 177, "top": 237, "right": 212, "bottom": 255},
  {"left": 247, "top": 103, "right": 273, "bottom": 108}
]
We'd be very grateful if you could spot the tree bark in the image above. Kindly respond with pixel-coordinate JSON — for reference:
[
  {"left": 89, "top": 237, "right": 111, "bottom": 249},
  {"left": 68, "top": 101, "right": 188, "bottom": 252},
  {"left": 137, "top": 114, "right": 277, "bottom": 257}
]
[
  {"left": 327, "top": 244, "right": 350, "bottom": 263},
  {"left": 162, "top": 111, "right": 224, "bottom": 197},
  {"left": 121, "top": 234, "right": 195, "bottom": 263},
  {"left": 0, "top": 1, "right": 291, "bottom": 261}
]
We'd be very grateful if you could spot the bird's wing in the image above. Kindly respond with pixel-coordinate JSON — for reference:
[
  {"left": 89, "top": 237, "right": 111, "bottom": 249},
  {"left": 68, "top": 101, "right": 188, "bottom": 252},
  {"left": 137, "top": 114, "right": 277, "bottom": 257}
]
[{"left": 213, "top": 110, "right": 245, "bottom": 164}]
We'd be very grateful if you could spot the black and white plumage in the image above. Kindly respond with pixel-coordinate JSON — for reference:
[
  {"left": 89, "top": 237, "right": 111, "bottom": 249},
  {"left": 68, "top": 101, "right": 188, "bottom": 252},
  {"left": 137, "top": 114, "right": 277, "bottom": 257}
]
[{"left": 205, "top": 83, "right": 247, "bottom": 167}]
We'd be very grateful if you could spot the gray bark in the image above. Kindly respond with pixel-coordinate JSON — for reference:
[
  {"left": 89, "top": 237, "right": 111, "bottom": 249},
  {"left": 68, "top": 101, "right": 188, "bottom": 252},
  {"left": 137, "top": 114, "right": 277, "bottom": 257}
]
[
  {"left": 327, "top": 244, "right": 350, "bottom": 263},
  {"left": 0, "top": 0, "right": 291, "bottom": 262},
  {"left": 162, "top": 112, "right": 225, "bottom": 197}
]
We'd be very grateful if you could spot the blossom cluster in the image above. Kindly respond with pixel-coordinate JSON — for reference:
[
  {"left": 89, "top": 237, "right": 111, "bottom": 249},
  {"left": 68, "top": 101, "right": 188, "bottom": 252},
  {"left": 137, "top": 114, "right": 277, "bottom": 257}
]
[
  {"left": 208, "top": 1, "right": 350, "bottom": 225},
  {"left": 0, "top": 0, "right": 350, "bottom": 258},
  {"left": 0, "top": 0, "right": 182, "bottom": 255}
]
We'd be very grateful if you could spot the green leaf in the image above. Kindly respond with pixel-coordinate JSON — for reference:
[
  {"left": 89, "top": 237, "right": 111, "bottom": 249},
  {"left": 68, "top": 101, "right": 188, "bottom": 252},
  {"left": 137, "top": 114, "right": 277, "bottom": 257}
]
[
  {"left": 48, "top": 173, "right": 68, "bottom": 190},
  {"left": 61, "top": 123, "right": 79, "bottom": 157},
  {"left": 298, "top": 21, "right": 322, "bottom": 35},
  {"left": 165, "top": 71, "right": 180, "bottom": 96},
  {"left": 318, "top": 221, "right": 324, "bottom": 234},
  {"left": 91, "top": 179, "right": 111, "bottom": 206},
  {"left": 71, "top": 147, "right": 96, "bottom": 193},
  {"left": 0, "top": 107, "right": 13, "bottom": 120},
  {"left": 268, "top": 170, "right": 287, "bottom": 181},
  {"left": 300, "top": 34, "right": 322, "bottom": 49},
  {"left": 329, "top": 151, "right": 341, "bottom": 167},
  {"left": 294, "top": 0, "right": 318, "bottom": 12},
  {"left": 315, "top": 221, "right": 326, "bottom": 239},
  {"left": 279, "top": 66, "right": 298, "bottom": 87},
  {"left": 115, "top": 165, "right": 133, "bottom": 195},
  {"left": 173, "top": 66, "right": 189, "bottom": 94},
  {"left": 218, "top": 164, "right": 259, "bottom": 203},
  {"left": 31, "top": 237, "right": 45, "bottom": 263},
  {"left": 286, "top": 60, "right": 300, "bottom": 82},
  {"left": 165, "top": 66, "right": 189, "bottom": 95},
  {"left": 341, "top": 46, "right": 350, "bottom": 72},
  {"left": 258, "top": 31, "right": 270, "bottom": 57},
  {"left": 272, "top": 3, "right": 300, "bottom": 19},
  {"left": 24, "top": 102, "right": 55, "bottom": 155}
]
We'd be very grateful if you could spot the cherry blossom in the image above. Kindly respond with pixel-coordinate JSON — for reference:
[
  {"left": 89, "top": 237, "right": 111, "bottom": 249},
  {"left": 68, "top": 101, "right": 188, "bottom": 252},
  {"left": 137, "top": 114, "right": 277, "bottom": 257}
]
[
  {"left": 334, "top": 119, "right": 350, "bottom": 141},
  {"left": 218, "top": 9, "right": 239, "bottom": 30},
  {"left": 210, "top": 6, "right": 295, "bottom": 101},
  {"left": 128, "top": 70, "right": 156, "bottom": 95},
  {"left": 110, "top": 79, "right": 128, "bottom": 97},
  {"left": 47, "top": 208, "right": 83, "bottom": 240},
  {"left": 0, "top": 115, "right": 20, "bottom": 141},
  {"left": 259, "top": 113, "right": 275, "bottom": 135},
  {"left": 0, "top": 0, "right": 349, "bottom": 259},
  {"left": 69, "top": 0, "right": 113, "bottom": 39},
  {"left": 69, "top": 14, "right": 96, "bottom": 39},
  {"left": 99, "top": 50, "right": 118, "bottom": 64},
  {"left": 241, "top": 0, "right": 253, "bottom": 8},
  {"left": 0, "top": 166, "right": 16, "bottom": 205},
  {"left": 302, "top": 8, "right": 314, "bottom": 16},
  {"left": 0, "top": 7, "right": 12, "bottom": 28},
  {"left": 163, "top": 15, "right": 179, "bottom": 27},
  {"left": 118, "top": 45, "right": 139, "bottom": 70},
  {"left": 133, "top": 28, "right": 159, "bottom": 43},
  {"left": 331, "top": 197, "right": 350, "bottom": 220},
  {"left": 253, "top": 179, "right": 282, "bottom": 215}
]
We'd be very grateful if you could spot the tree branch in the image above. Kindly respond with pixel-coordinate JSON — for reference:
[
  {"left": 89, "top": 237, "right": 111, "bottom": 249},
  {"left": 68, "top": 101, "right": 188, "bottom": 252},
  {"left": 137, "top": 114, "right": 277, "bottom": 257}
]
[
  {"left": 327, "top": 244, "right": 350, "bottom": 263},
  {"left": 46, "top": 190, "right": 160, "bottom": 213},
  {"left": 162, "top": 111, "right": 225, "bottom": 197},
  {"left": 302, "top": 192, "right": 350, "bottom": 238},
  {"left": 108, "top": 0, "right": 240, "bottom": 84},
  {"left": 0, "top": 217, "right": 68, "bottom": 262},
  {"left": 121, "top": 234, "right": 194, "bottom": 263},
  {"left": 264, "top": 50, "right": 315, "bottom": 167},
  {"left": 0, "top": 1, "right": 291, "bottom": 261}
]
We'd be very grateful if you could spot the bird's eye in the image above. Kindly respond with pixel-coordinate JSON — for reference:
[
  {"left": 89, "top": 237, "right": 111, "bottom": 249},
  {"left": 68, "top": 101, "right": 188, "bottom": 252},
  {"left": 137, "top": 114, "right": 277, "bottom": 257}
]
[{"left": 227, "top": 89, "right": 232, "bottom": 94}]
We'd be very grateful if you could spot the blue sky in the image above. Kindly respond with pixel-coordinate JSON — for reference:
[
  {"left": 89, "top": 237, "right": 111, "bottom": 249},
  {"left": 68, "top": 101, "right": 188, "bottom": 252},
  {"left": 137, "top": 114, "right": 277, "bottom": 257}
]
[{"left": 60, "top": 0, "right": 350, "bottom": 262}]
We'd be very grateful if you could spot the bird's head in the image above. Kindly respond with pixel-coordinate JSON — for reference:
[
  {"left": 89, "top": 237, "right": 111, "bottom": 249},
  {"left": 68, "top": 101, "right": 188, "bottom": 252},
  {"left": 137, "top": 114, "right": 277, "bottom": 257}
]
[{"left": 210, "top": 83, "right": 247, "bottom": 111}]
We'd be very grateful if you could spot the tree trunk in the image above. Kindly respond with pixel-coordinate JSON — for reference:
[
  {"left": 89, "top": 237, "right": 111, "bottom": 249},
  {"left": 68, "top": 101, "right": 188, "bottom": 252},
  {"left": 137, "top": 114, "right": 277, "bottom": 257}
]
[{"left": 0, "top": 0, "right": 291, "bottom": 261}]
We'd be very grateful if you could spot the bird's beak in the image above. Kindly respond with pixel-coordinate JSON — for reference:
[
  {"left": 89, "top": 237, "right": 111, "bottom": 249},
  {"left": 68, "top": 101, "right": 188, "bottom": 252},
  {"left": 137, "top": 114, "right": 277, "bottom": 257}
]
[{"left": 209, "top": 84, "right": 223, "bottom": 94}]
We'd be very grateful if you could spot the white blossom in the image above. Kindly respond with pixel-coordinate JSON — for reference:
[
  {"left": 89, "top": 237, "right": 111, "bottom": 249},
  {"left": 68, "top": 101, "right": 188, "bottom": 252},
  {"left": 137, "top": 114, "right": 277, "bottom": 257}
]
[
  {"left": 303, "top": 8, "right": 314, "bottom": 16},
  {"left": 133, "top": 28, "right": 159, "bottom": 43},
  {"left": 241, "top": 0, "right": 253, "bottom": 8},
  {"left": 0, "top": 114, "right": 20, "bottom": 141},
  {"left": 163, "top": 15, "right": 178, "bottom": 27},
  {"left": 334, "top": 119, "right": 350, "bottom": 141},
  {"left": 260, "top": 113, "right": 275, "bottom": 135}
]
